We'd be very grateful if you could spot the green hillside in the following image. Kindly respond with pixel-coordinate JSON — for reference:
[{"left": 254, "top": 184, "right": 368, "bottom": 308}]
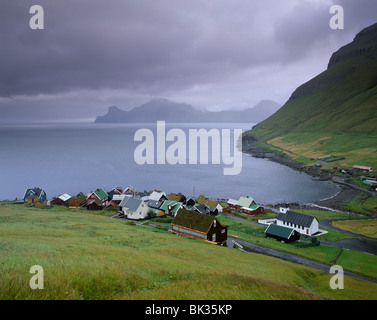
[
  {"left": 248, "top": 22, "right": 377, "bottom": 168},
  {"left": 1, "top": 203, "right": 377, "bottom": 300}
]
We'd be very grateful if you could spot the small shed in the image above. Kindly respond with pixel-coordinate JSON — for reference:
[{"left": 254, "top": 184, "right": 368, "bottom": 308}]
[{"left": 265, "top": 224, "right": 300, "bottom": 243}]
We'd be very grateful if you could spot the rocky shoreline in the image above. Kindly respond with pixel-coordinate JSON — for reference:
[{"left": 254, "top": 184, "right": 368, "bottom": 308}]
[{"left": 241, "top": 134, "right": 332, "bottom": 181}]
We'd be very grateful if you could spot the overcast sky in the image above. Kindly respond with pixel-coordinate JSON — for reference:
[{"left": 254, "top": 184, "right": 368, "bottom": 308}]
[{"left": 1, "top": 0, "right": 376, "bottom": 123}]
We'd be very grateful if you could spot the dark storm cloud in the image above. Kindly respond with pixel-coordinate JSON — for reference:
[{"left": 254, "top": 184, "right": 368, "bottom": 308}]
[
  {"left": 0, "top": 0, "right": 377, "bottom": 121},
  {"left": 0, "top": 0, "right": 318, "bottom": 97}
]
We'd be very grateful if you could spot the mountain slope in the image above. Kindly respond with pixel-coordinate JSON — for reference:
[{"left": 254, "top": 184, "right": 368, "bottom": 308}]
[
  {"left": 94, "top": 98, "right": 281, "bottom": 124},
  {"left": 247, "top": 22, "right": 377, "bottom": 168}
]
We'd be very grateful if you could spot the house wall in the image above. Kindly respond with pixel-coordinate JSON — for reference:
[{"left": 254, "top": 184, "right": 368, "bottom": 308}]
[
  {"left": 171, "top": 225, "right": 207, "bottom": 240},
  {"left": 310, "top": 219, "right": 319, "bottom": 236},
  {"left": 240, "top": 206, "right": 264, "bottom": 215},
  {"left": 207, "top": 219, "right": 227, "bottom": 245},
  {"left": 276, "top": 219, "right": 318, "bottom": 236}
]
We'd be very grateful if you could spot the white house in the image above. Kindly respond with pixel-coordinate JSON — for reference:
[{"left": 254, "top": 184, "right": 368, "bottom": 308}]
[
  {"left": 276, "top": 208, "right": 319, "bottom": 236},
  {"left": 119, "top": 196, "right": 149, "bottom": 220},
  {"left": 149, "top": 191, "right": 167, "bottom": 202}
]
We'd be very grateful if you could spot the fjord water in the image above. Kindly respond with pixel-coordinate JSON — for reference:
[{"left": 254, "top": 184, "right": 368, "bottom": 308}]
[{"left": 0, "top": 123, "right": 338, "bottom": 204}]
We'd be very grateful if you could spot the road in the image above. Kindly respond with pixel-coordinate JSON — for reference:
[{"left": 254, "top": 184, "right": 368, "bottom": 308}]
[
  {"left": 228, "top": 237, "right": 377, "bottom": 284},
  {"left": 331, "top": 176, "right": 377, "bottom": 196}
]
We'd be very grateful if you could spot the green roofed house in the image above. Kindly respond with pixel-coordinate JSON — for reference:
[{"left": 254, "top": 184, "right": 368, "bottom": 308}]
[
  {"left": 170, "top": 209, "right": 228, "bottom": 246},
  {"left": 86, "top": 188, "right": 109, "bottom": 210},
  {"left": 240, "top": 204, "right": 265, "bottom": 216},
  {"left": 264, "top": 224, "right": 300, "bottom": 243},
  {"left": 236, "top": 196, "right": 256, "bottom": 210},
  {"left": 160, "top": 200, "right": 183, "bottom": 217}
]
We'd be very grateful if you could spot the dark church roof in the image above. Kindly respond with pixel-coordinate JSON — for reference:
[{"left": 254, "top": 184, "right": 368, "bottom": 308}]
[{"left": 277, "top": 210, "right": 317, "bottom": 228}]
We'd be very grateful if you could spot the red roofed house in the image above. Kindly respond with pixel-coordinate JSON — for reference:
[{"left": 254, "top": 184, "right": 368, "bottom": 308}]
[{"left": 353, "top": 165, "right": 373, "bottom": 173}]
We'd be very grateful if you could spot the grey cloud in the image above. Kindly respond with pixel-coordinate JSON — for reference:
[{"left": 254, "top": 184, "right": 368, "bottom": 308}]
[{"left": 0, "top": 0, "right": 376, "bottom": 122}]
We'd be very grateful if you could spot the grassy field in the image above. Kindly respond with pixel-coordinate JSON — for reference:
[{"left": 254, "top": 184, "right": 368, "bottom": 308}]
[
  {"left": 1, "top": 203, "right": 377, "bottom": 300},
  {"left": 332, "top": 219, "right": 377, "bottom": 238}
]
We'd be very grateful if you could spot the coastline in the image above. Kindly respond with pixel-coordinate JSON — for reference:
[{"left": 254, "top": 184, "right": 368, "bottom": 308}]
[
  {"left": 241, "top": 134, "right": 364, "bottom": 211},
  {"left": 242, "top": 134, "right": 332, "bottom": 181}
]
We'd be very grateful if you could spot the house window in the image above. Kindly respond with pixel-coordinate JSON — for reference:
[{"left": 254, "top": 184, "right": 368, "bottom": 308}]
[
  {"left": 212, "top": 233, "right": 216, "bottom": 242},
  {"left": 221, "top": 229, "right": 225, "bottom": 234},
  {"left": 214, "top": 220, "right": 217, "bottom": 227}
]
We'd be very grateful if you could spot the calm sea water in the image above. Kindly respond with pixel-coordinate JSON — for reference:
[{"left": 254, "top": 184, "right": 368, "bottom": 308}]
[{"left": 0, "top": 123, "right": 338, "bottom": 204}]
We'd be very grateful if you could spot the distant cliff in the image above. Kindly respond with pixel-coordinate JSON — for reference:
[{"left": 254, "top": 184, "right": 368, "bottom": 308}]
[{"left": 94, "top": 98, "right": 281, "bottom": 124}]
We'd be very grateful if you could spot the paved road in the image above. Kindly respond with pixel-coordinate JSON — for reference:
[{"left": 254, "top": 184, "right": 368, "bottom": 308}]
[{"left": 228, "top": 237, "right": 377, "bottom": 284}]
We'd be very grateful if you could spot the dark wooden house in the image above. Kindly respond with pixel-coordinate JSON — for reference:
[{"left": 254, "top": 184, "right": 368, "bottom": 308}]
[{"left": 170, "top": 209, "right": 228, "bottom": 246}]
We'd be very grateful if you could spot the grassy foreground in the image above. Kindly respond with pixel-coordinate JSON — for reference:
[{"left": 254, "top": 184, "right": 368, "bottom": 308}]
[{"left": 1, "top": 203, "right": 376, "bottom": 300}]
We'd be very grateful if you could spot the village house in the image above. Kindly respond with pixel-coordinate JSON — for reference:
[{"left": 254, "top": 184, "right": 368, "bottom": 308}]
[
  {"left": 86, "top": 188, "right": 109, "bottom": 210},
  {"left": 111, "top": 194, "right": 127, "bottom": 204},
  {"left": 23, "top": 187, "right": 47, "bottom": 206},
  {"left": 235, "top": 196, "right": 256, "bottom": 211},
  {"left": 119, "top": 196, "right": 149, "bottom": 220},
  {"left": 240, "top": 204, "right": 265, "bottom": 215},
  {"left": 185, "top": 197, "right": 196, "bottom": 208},
  {"left": 192, "top": 203, "right": 218, "bottom": 216},
  {"left": 149, "top": 191, "right": 167, "bottom": 202},
  {"left": 160, "top": 200, "right": 184, "bottom": 217},
  {"left": 136, "top": 191, "right": 150, "bottom": 201},
  {"left": 107, "top": 187, "right": 123, "bottom": 201},
  {"left": 227, "top": 199, "right": 238, "bottom": 209},
  {"left": 196, "top": 195, "right": 223, "bottom": 212},
  {"left": 264, "top": 223, "right": 300, "bottom": 243},
  {"left": 68, "top": 193, "right": 87, "bottom": 209},
  {"left": 353, "top": 165, "right": 373, "bottom": 173},
  {"left": 276, "top": 207, "right": 319, "bottom": 236},
  {"left": 170, "top": 209, "right": 228, "bottom": 246},
  {"left": 147, "top": 199, "right": 163, "bottom": 210},
  {"left": 168, "top": 192, "right": 186, "bottom": 203},
  {"left": 51, "top": 193, "right": 72, "bottom": 206}
]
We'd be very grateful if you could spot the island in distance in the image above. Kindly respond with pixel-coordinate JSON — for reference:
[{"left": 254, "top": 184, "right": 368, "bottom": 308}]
[{"left": 94, "top": 98, "right": 281, "bottom": 123}]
